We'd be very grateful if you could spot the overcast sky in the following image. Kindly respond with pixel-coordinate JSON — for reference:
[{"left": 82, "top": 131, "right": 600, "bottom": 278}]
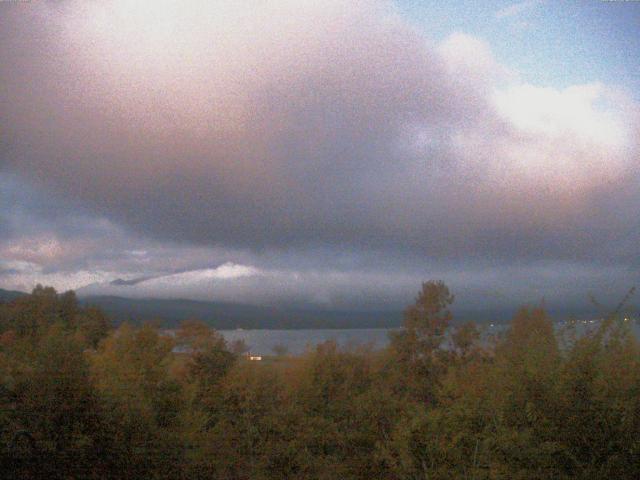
[{"left": 1, "top": 0, "right": 639, "bottom": 313}]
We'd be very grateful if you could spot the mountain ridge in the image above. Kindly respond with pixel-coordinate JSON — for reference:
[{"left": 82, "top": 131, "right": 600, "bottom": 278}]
[
  {"left": 0, "top": 287, "right": 401, "bottom": 329},
  {"left": 80, "top": 294, "right": 403, "bottom": 329},
  {"left": 1, "top": 288, "right": 621, "bottom": 329},
  {"left": 0, "top": 288, "right": 26, "bottom": 302}
]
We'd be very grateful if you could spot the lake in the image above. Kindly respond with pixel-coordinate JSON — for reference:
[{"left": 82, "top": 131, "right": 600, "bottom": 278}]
[
  {"left": 219, "top": 328, "right": 395, "bottom": 356},
  {"left": 219, "top": 319, "right": 640, "bottom": 356}
]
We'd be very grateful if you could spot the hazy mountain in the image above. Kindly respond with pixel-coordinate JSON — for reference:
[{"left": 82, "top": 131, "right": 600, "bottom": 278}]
[
  {"left": 81, "top": 295, "right": 402, "bottom": 329},
  {"left": 1, "top": 285, "right": 401, "bottom": 329},
  {"left": 2, "top": 286, "right": 620, "bottom": 330},
  {"left": 0, "top": 288, "right": 26, "bottom": 302}
]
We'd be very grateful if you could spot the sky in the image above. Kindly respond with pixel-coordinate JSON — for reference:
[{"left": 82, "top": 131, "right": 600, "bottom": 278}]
[{"left": 1, "top": 0, "right": 639, "bottom": 314}]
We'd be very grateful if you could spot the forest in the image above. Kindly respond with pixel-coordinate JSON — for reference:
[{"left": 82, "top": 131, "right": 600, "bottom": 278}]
[{"left": 0, "top": 282, "right": 638, "bottom": 479}]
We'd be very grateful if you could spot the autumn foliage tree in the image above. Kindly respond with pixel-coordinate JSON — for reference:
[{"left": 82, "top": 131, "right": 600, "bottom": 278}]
[
  {"left": 390, "top": 280, "right": 455, "bottom": 402},
  {"left": 1, "top": 283, "right": 639, "bottom": 479}
]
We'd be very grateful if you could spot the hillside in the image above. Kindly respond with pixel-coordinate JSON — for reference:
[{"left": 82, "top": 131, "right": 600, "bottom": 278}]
[
  {"left": 80, "top": 295, "right": 402, "bottom": 329},
  {"left": 0, "top": 288, "right": 26, "bottom": 303}
]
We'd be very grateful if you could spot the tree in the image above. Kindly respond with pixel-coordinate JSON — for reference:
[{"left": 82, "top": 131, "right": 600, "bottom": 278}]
[
  {"left": 451, "top": 321, "right": 481, "bottom": 359},
  {"left": 272, "top": 343, "right": 289, "bottom": 357},
  {"left": 89, "top": 324, "right": 184, "bottom": 479},
  {"left": 0, "top": 287, "right": 110, "bottom": 347},
  {"left": 1, "top": 325, "right": 100, "bottom": 479},
  {"left": 176, "top": 320, "right": 236, "bottom": 395},
  {"left": 230, "top": 338, "right": 250, "bottom": 355},
  {"left": 390, "top": 281, "right": 454, "bottom": 402}
]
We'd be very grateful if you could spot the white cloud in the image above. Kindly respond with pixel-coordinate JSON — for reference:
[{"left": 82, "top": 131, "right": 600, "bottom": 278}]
[
  {"left": 487, "top": 82, "right": 635, "bottom": 197},
  {"left": 494, "top": 83, "right": 629, "bottom": 146},
  {"left": 154, "top": 263, "right": 262, "bottom": 285},
  {"left": 0, "top": 266, "right": 114, "bottom": 293},
  {"left": 438, "top": 32, "right": 513, "bottom": 86}
]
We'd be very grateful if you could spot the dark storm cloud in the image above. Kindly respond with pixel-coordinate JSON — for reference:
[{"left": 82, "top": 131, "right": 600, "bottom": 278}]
[
  {"left": 1, "top": 172, "right": 637, "bottom": 311},
  {"left": 1, "top": 1, "right": 639, "bottom": 309}
]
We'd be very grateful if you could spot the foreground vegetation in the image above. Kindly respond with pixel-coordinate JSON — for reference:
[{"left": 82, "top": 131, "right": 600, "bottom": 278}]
[{"left": 0, "top": 283, "right": 638, "bottom": 479}]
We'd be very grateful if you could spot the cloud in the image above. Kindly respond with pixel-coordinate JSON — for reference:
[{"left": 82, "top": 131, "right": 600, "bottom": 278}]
[
  {"left": 1, "top": 173, "right": 636, "bottom": 311},
  {"left": 0, "top": 1, "right": 454, "bottom": 248},
  {"left": 73, "top": 260, "right": 637, "bottom": 314},
  {"left": 1, "top": 1, "right": 639, "bottom": 310},
  {"left": 437, "top": 32, "right": 513, "bottom": 88}
]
